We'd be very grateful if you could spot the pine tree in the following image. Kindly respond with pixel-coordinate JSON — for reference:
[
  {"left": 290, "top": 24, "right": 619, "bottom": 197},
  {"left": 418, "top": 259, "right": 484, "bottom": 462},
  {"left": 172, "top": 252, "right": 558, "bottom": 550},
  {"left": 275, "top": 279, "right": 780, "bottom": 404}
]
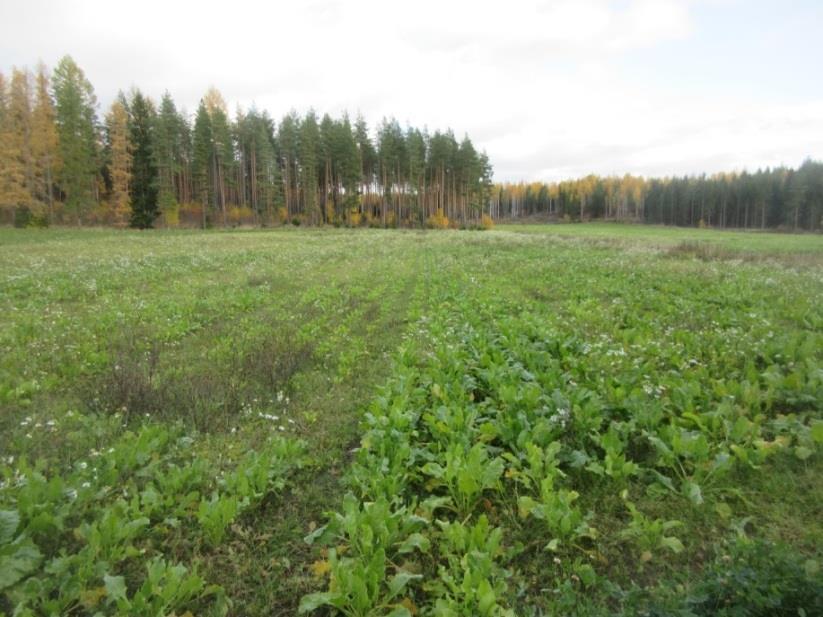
[
  {"left": 300, "top": 110, "right": 321, "bottom": 223},
  {"left": 30, "top": 64, "right": 61, "bottom": 222},
  {"left": 192, "top": 101, "right": 213, "bottom": 227},
  {"left": 202, "top": 88, "right": 232, "bottom": 224},
  {"left": 353, "top": 116, "right": 377, "bottom": 221},
  {"left": 277, "top": 112, "right": 300, "bottom": 218},
  {"left": 52, "top": 56, "right": 99, "bottom": 224},
  {"left": 128, "top": 90, "right": 158, "bottom": 228}
]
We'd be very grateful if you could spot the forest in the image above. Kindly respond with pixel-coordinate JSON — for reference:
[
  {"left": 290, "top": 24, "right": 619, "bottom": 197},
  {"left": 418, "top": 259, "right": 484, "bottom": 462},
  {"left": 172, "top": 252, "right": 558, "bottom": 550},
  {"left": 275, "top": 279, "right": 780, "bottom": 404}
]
[
  {"left": 2, "top": 55, "right": 822, "bottom": 232},
  {"left": 0, "top": 56, "right": 493, "bottom": 229},
  {"left": 493, "top": 161, "right": 823, "bottom": 231}
]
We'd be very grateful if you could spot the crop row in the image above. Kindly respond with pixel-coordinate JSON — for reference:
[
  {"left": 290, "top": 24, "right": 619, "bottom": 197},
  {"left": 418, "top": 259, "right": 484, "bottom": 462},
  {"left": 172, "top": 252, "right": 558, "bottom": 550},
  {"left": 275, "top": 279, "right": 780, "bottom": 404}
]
[
  {"left": 1, "top": 410, "right": 305, "bottom": 615},
  {"left": 302, "top": 276, "right": 822, "bottom": 615}
]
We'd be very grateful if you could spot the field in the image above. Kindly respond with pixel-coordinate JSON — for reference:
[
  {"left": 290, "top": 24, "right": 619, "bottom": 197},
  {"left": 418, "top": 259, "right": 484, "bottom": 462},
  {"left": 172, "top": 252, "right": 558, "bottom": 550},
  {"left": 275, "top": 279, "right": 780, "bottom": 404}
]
[{"left": 1, "top": 224, "right": 822, "bottom": 616}]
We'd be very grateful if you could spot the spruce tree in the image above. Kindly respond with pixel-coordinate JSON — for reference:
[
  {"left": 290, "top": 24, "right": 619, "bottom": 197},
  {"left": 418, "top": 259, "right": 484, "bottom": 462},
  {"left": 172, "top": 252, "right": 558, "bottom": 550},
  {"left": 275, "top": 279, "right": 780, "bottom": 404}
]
[
  {"left": 128, "top": 90, "right": 158, "bottom": 228},
  {"left": 153, "top": 92, "right": 182, "bottom": 223}
]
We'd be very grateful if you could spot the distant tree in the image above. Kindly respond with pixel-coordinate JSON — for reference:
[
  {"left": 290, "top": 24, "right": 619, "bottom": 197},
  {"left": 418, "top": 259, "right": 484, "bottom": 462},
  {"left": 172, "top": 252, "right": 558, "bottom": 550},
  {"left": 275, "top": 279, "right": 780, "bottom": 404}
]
[
  {"left": 203, "top": 88, "right": 232, "bottom": 225},
  {"left": 52, "top": 56, "right": 99, "bottom": 224},
  {"left": 192, "top": 101, "right": 213, "bottom": 227},
  {"left": 30, "top": 64, "right": 61, "bottom": 221},
  {"left": 105, "top": 99, "right": 131, "bottom": 224},
  {"left": 353, "top": 114, "right": 376, "bottom": 217},
  {"left": 0, "top": 70, "right": 32, "bottom": 221},
  {"left": 153, "top": 92, "right": 184, "bottom": 223},
  {"left": 299, "top": 110, "right": 321, "bottom": 223},
  {"left": 128, "top": 90, "right": 158, "bottom": 228}
]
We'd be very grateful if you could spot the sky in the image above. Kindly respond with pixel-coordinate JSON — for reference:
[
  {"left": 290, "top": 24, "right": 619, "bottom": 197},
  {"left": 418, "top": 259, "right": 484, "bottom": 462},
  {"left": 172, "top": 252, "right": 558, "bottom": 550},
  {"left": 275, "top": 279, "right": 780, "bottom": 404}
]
[{"left": 2, "top": 0, "right": 822, "bottom": 182}]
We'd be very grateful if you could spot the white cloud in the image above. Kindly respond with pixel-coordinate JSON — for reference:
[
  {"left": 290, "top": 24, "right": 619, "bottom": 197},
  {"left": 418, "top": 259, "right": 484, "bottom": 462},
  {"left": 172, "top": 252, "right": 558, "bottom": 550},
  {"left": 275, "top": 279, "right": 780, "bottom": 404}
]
[{"left": 1, "top": 0, "right": 821, "bottom": 181}]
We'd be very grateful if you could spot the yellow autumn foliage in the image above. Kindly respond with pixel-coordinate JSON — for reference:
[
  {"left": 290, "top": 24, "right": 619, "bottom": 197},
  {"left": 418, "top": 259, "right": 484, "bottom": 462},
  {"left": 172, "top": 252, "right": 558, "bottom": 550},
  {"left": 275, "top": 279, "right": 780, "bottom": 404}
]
[{"left": 426, "top": 208, "right": 449, "bottom": 229}]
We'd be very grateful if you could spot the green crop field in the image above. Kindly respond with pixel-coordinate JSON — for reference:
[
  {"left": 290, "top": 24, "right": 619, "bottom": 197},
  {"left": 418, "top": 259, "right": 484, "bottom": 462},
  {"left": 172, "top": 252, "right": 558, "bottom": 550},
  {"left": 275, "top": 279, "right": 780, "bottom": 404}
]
[{"left": 1, "top": 224, "right": 822, "bottom": 616}]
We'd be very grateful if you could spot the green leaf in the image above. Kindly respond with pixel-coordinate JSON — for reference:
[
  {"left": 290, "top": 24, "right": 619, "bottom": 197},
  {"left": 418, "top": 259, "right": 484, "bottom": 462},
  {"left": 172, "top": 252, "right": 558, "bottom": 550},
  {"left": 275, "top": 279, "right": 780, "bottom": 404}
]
[
  {"left": 0, "top": 510, "right": 19, "bottom": 545},
  {"left": 660, "top": 536, "right": 684, "bottom": 554},
  {"left": 683, "top": 481, "right": 703, "bottom": 505},
  {"left": 388, "top": 570, "right": 421, "bottom": 599},
  {"left": 651, "top": 470, "right": 677, "bottom": 493},
  {"left": 517, "top": 496, "right": 537, "bottom": 518},
  {"left": 303, "top": 523, "right": 328, "bottom": 545},
  {"left": 576, "top": 563, "right": 596, "bottom": 586},
  {"left": 298, "top": 591, "right": 337, "bottom": 613},
  {"left": 0, "top": 539, "right": 41, "bottom": 591},
  {"left": 397, "top": 532, "right": 430, "bottom": 554},
  {"left": 795, "top": 446, "right": 813, "bottom": 461},
  {"left": 421, "top": 462, "right": 444, "bottom": 478},
  {"left": 482, "top": 458, "right": 505, "bottom": 488},
  {"left": 811, "top": 421, "right": 823, "bottom": 444},
  {"left": 104, "top": 574, "right": 127, "bottom": 603},
  {"left": 477, "top": 578, "right": 497, "bottom": 615}
]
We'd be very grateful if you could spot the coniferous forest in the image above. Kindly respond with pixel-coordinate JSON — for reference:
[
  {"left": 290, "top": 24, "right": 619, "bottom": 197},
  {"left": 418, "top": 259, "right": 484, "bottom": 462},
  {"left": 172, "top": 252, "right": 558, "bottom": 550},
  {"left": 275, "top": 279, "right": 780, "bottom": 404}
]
[
  {"left": 493, "top": 164, "right": 823, "bottom": 231},
  {"left": 0, "top": 56, "right": 493, "bottom": 229},
  {"left": 1, "top": 55, "right": 822, "bottom": 231}
]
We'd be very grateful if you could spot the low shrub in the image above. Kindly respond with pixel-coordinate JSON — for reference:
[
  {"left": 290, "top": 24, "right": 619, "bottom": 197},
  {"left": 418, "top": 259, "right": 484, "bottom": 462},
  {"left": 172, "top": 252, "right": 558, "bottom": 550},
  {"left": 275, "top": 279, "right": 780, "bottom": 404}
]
[{"left": 426, "top": 208, "right": 449, "bottom": 229}]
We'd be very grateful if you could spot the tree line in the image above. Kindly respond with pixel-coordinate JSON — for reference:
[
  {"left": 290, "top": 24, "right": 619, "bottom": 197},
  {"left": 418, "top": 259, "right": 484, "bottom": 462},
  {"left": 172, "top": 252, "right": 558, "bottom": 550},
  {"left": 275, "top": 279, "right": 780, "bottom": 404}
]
[
  {"left": 493, "top": 163, "right": 823, "bottom": 231},
  {"left": 0, "top": 56, "right": 493, "bottom": 228}
]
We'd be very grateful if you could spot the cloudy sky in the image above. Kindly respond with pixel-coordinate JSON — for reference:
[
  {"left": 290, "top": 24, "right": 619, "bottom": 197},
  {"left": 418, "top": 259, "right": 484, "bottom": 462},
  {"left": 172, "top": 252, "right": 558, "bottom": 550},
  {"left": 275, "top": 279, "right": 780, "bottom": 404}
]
[{"left": 2, "top": 0, "right": 822, "bottom": 182}]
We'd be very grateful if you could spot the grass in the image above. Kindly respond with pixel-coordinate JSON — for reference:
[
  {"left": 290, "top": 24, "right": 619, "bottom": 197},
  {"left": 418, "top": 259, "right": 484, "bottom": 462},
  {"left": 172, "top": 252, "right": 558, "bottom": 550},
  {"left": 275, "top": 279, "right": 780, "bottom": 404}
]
[{"left": 1, "top": 224, "right": 821, "bottom": 616}]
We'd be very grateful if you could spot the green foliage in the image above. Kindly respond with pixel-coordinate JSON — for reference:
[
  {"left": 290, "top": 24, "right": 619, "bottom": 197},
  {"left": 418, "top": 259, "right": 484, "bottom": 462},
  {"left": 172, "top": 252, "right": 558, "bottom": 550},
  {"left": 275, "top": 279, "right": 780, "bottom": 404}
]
[
  {"left": 422, "top": 442, "right": 505, "bottom": 516},
  {"left": 128, "top": 90, "right": 159, "bottom": 228},
  {"left": 618, "top": 500, "right": 684, "bottom": 559},
  {"left": 429, "top": 516, "right": 513, "bottom": 616},
  {"left": 683, "top": 539, "right": 823, "bottom": 616},
  {"left": 52, "top": 55, "right": 99, "bottom": 222},
  {"left": 0, "top": 414, "right": 303, "bottom": 614},
  {"left": 1, "top": 225, "right": 821, "bottom": 615},
  {"left": 637, "top": 538, "right": 823, "bottom": 616},
  {"left": 297, "top": 225, "right": 821, "bottom": 613}
]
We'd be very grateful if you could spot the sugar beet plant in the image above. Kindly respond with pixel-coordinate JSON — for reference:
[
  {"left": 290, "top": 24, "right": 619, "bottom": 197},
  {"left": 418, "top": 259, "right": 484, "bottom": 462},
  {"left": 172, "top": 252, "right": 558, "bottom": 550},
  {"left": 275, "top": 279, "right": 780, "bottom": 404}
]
[
  {"left": 0, "top": 410, "right": 305, "bottom": 615},
  {"left": 303, "top": 246, "right": 823, "bottom": 614}
]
